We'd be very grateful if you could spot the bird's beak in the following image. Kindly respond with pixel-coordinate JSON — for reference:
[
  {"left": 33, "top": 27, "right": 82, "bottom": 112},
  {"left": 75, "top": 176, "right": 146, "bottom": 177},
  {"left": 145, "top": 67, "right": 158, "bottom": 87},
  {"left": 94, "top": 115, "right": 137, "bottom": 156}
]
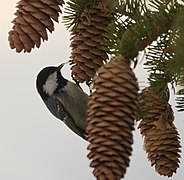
[{"left": 57, "top": 61, "right": 68, "bottom": 71}]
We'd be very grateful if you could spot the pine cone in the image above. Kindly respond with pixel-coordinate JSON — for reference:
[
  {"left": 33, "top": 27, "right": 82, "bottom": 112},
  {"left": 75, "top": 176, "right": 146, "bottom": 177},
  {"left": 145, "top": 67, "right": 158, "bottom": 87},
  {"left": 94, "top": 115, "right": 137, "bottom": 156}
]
[
  {"left": 70, "top": 3, "right": 112, "bottom": 82},
  {"left": 87, "top": 57, "right": 139, "bottom": 179},
  {"left": 138, "top": 87, "right": 181, "bottom": 177},
  {"left": 8, "top": 0, "right": 64, "bottom": 53}
]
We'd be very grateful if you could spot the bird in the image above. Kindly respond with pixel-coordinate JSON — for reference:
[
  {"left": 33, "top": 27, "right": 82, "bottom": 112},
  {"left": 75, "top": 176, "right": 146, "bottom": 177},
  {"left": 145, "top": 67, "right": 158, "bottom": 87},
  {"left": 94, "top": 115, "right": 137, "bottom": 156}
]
[{"left": 36, "top": 63, "right": 88, "bottom": 140}]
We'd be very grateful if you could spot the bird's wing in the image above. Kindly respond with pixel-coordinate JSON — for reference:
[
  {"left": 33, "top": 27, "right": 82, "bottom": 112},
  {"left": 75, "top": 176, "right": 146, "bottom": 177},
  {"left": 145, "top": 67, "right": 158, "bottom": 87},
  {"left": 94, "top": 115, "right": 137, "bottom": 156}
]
[
  {"left": 45, "top": 96, "right": 87, "bottom": 140},
  {"left": 62, "top": 114, "right": 87, "bottom": 140},
  {"left": 59, "top": 82, "right": 88, "bottom": 131}
]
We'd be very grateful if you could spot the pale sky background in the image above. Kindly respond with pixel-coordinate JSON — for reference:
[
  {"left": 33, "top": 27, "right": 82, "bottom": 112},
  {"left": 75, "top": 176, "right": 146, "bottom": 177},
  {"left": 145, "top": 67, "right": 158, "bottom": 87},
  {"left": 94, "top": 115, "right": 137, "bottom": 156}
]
[{"left": 0, "top": 1, "right": 183, "bottom": 180}]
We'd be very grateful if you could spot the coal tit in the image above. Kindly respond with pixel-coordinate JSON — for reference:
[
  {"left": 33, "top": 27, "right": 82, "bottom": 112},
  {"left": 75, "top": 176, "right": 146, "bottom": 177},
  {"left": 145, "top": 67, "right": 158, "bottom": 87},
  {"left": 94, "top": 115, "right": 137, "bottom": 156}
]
[{"left": 36, "top": 63, "right": 88, "bottom": 140}]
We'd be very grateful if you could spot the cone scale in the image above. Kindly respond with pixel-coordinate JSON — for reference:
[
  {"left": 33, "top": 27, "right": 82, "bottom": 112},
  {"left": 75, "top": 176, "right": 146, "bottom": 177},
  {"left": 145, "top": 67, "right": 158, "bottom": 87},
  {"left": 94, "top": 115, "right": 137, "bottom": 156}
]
[{"left": 87, "top": 57, "right": 139, "bottom": 179}]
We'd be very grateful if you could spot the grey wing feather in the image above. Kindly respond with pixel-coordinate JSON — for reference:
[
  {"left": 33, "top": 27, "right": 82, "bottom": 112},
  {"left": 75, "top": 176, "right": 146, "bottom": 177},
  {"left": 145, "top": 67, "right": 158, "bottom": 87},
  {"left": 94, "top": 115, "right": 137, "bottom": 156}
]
[
  {"left": 44, "top": 82, "right": 88, "bottom": 140},
  {"left": 63, "top": 115, "right": 87, "bottom": 140},
  {"left": 57, "top": 82, "right": 88, "bottom": 131}
]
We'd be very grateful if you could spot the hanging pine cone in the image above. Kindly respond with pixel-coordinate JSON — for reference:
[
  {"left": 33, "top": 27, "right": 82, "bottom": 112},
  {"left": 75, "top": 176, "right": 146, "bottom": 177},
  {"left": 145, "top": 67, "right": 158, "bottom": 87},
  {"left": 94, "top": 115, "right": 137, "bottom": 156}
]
[
  {"left": 138, "top": 87, "right": 181, "bottom": 177},
  {"left": 87, "top": 57, "right": 139, "bottom": 179},
  {"left": 70, "top": 3, "right": 112, "bottom": 82},
  {"left": 8, "top": 0, "right": 64, "bottom": 53}
]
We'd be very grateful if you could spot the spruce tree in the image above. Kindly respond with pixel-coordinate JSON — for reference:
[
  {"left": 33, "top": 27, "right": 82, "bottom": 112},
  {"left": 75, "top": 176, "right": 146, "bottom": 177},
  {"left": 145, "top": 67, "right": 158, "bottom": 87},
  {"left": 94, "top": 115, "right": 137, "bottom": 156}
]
[{"left": 9, "top": 0, "right": 184, "bottom": 179}]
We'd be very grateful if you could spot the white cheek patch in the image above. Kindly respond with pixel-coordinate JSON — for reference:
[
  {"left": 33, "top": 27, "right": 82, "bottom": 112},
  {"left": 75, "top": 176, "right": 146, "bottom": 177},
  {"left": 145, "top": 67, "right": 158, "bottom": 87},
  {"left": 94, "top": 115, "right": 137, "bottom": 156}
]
[{"left": 43, "top": 72, "right": 58, "bottom": 96}]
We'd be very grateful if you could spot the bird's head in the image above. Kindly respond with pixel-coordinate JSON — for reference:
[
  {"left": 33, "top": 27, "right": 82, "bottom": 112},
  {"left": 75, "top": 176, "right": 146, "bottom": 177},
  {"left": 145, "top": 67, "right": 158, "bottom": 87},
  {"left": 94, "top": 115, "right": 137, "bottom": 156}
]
[{"left": 36, "top": 63, "right": 67, "bottom": 100}]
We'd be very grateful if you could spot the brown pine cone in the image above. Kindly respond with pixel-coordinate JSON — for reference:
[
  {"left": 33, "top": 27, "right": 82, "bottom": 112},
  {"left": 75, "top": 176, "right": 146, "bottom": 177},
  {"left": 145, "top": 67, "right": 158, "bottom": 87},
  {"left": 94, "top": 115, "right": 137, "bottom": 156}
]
[
  {"left": 138, "top": 87, "right": 181, "bottom": 177},
  {"left": 87, "top": 57, "right": 139, "bottom": 179},
  {"left": 70, "top": 3, "right": 112, "bottom": 82},
  {"left": 8, "top": 0, "right": 64, "bottom": 53}
]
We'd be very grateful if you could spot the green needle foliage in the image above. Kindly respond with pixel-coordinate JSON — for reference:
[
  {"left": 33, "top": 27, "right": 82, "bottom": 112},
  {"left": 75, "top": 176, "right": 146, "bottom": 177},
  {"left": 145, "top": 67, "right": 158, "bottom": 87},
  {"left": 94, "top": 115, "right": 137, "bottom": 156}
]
[
  {"left": 63, "top": 2, "right": 184, "bottom": 116},
  {"left": 9, "top": 0, "right": 184, "bottom": 178},
  {"left": 104, "top": 0, "right": 184, "bottom": 111},
  {"left": 64, "top": 0, "right": 184, "bottom": 110},
  {"left": 63, "top": 0, "right": 100, "bottom": 32},
  {"left": 63, "top": 0, "right": 184, "bottom": 178}
]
